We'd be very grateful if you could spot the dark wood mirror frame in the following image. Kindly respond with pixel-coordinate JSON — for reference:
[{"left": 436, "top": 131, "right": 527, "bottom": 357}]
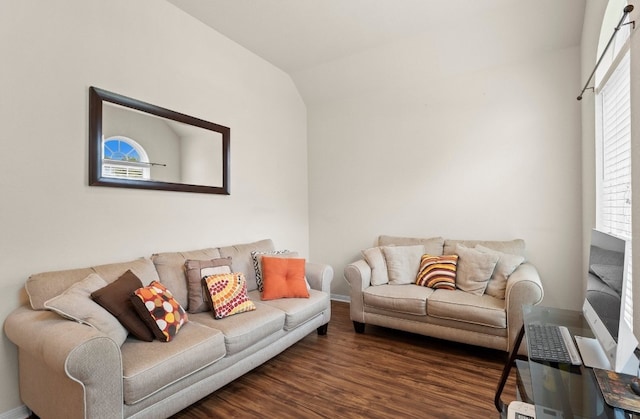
[{"left": 89, "top": 86, "right": 230, "bottom": 195}]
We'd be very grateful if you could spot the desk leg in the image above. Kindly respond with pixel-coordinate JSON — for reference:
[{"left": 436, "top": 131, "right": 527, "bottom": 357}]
[{"left": 494, "top": 325, "right": 526, "bottom": 412}]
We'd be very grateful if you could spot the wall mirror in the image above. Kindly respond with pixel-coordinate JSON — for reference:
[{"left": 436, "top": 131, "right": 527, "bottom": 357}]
[{"left": 89, "top": 86, "right": 230, "bottom": 194}]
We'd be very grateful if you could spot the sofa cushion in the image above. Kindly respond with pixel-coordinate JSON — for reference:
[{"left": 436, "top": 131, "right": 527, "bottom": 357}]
[
  {"left": 475, "top": 245, "right": 525, "bottom": 299},
  {"left": 44, "top": 273, "right": 128, "bottom": 346},
  {"left": 219, "top": 239, "right": 275, "bottom": 291},
  {"left": 362, "top": 246, "right": 390, "bottom": 286},
  {"left": 249, "top": 289, "right": 329, "bottom": 330},
  {"left": 427, "top": 289, "right": 506, "bottom": 328},
  {"left": 261, "top": 256, "right": 309, "bottom": 300},
  {"left": 444, "top": 239, "right": 526, "bottom": 259},
  {"left": 130, "top": 281, "right": 188, "bottom": 342},
  {"left": 184, "top": 257, "right": 232, "bottom": 313},
  {"left": 382, "top": 245, "right": 425, "bottom": 285},
  {"left": 151, "top": 248, "right": 222, "bottom": 311},
  {"left": 26, "top": 257, "right": 159, "bottom": 310},
  {"left": 190, "top": 302, "right": 285, "bottom": 355},
  {"left": 377, "top": 235, "right": 444, "bottom": 256},
  {"left": 120, "top": 321, "right": 226, "bottom": 405},
  {"left": 363, "top": 284, "right": 433, "bottom": 315},
  {"left": 590, "top": 264, "right": 623, "bottom": 295},
  {"left": 91, "top": 270, "right": 155, "bottom": 342},
  {"left": 589, "top": 245, "right": 624, "bottom": 267},
  {"left": 415, "top": 254, "right": 458, "bottom": 290},
  {"left": 203, "top": 272, "right": 256, "bottom": 319},
  {"left": 455, "top": 244, "right": 499, "bottom": 296}
]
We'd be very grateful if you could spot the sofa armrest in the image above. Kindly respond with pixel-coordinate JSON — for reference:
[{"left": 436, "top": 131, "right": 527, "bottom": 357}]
[
  {"left": 4, "top": 305, "right": 123, "bottom": 418},
  {"left": 504, "top": 262, "right": 544, "bottom": 354},
  {"left": 344, "top": 259, "right": 372, "bottom": 323},
  {"left": 305, "top": 262, "right": 334, "bottom": 293}
]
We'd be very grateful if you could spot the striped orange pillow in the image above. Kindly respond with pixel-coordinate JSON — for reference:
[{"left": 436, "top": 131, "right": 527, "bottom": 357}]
[{"left": 415, "top": 254, "right": 458, "bottom": 290}]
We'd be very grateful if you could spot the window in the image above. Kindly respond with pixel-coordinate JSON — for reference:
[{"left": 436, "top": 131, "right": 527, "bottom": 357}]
[
  {"left": 599, "top": 51, "right": 631, "bottom": 239},
  {"left": 102, "top": 137, "right": 150, "bottom": 180},
  {"left": 595, "top": 3, "right": 632, "bottom": 326}
]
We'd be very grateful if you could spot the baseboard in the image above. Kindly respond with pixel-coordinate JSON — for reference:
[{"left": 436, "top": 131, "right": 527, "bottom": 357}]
[
  {"left": 331, "top": 294, "right": 350, "bottom": 303},
  {"left": 0, "top": 405, "right": 30, "bottom": 419}
]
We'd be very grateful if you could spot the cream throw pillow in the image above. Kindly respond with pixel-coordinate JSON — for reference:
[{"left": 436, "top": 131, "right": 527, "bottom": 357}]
[
  {"left": 475, "top": 244, "right": 525, "bottom": 299},
  {"left": 455, "top": 244, "right": 499, "bottom": 295},
  {"left": 382, "top": 245, "right": 425, "bottom": 285},
  {"left": 362, "top": 246, "right": 391, "bottom": 286},
  {"left": 44, "top": 273, "right": 128, "bottom": 346}
]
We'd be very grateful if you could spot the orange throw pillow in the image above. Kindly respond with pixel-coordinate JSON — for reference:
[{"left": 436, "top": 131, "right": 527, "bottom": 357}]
[{"left": 261, "top": 256, "right": 309, "bottom": 300}]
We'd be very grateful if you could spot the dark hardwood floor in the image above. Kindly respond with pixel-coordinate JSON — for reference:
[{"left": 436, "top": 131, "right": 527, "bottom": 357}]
[{"left": 170, "top": 301, "right": 518, "bottom": 418}]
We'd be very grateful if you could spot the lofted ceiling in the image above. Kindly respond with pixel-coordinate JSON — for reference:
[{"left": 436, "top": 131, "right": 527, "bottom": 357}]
[{"left": 167, "top": 0, "right": 586, "bottom": 75}]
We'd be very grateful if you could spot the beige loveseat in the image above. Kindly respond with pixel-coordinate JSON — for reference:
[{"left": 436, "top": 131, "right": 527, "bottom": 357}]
[
  {"left": 4, "top": 239, "right": 333, "bottom": 419},
  {"left": 344, "top": 235, "right": 543, "bottom": 354}
]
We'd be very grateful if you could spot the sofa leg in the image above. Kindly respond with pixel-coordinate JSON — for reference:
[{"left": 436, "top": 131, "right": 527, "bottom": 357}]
[
  {"left": 353, "top": 321, "right": 365, "bottom": 333},
  {"left": 317, "top": 324, "right": 328, "bottom": 335}
]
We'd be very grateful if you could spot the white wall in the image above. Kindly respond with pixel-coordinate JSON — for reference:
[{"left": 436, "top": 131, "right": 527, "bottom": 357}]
[
  {"left": 303, "top": 11, "right": 583, "bottom": 306},
  {"left": 0, "top": 0, "right": 308, "bottom": 414}
]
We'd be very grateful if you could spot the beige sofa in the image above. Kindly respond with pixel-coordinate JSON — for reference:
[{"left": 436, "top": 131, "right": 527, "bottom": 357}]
[
  {"left": 344, "top": 235, "right": 543, "bottom": 354},
  {"left": 4, "top": 239, "right": 333, "bottom": 419}
]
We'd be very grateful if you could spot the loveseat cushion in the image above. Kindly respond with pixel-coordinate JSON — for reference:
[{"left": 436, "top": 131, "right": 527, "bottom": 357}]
[
  {"left": 443, "top": 239, "right": 526, "bottom": 259},
  {"left": 151, "top": 248, "right": 222, "bottom": 311},
  {"left": 27, "top": 258, "right": 160, "bottom": 310},
  {"left": 427, "top": 289, "right": 506, "bottom": 328},
  {"left": 377, "top": 235, "right": 444, "bottom": 255},
  {"left": 120, "top": 321, "right": 226, "bottom": 405},
  {"left": 189, "top": 302, "right": 285, "bottom": 355},
  {"left": 249, "top": 289, "right": 329, "bottom": 330},
  {"left": 219, "top": 239, "right": 275, "bottom": 291},
  {"left": 363, "top": 284, "right": 433, "bottom": 315}
]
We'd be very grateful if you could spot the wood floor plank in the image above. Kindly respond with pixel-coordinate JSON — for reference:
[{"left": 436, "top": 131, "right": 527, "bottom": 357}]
[{"left": 170, "top": 301, "right": 518, "bottom": 418}]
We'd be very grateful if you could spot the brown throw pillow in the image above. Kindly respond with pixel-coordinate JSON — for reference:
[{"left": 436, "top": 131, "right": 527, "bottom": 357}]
[
  {"left": 91, "top": 269, "right": 154, "bottom": 341},
  {"left": 184, "top": 257, "right": 232, "bottom": 313}
]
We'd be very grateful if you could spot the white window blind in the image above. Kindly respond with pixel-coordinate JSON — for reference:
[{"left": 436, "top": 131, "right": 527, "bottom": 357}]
[
  {"left": 598, "top": 50, "right": 632, "bottom": 326},
  {"left": 103, "top": 163, "right": 145, "bottom": 179}
]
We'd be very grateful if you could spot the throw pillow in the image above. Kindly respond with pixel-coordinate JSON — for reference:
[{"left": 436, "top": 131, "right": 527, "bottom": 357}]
[
  {"left": 202, "top": 272, "right": 256, "bottom": 319},
  {"left": 184, "top": 257, "right": 232, "bottom": 314},
  {"left": 251, "top": 250, "right": 296, "bottom": 291},
  {"left": 475, "top": 245, "right": 525, "bottom": 299},
  {"left": 415, "top": 254, "right": 458, "bottom": 290},
  {"left": 261, "top": 256, "right": 309, "bottom": 300},
  {"left": 130, "top": 281, "right": 188, "bottom": 342},
  {"left": 91, "top": 269, "right": 155, "bottom": 342},
  {"left": 591, "top": 264, "right": 624, "bottom": 296},
  {"left": 382, "top": 245, "right": 425, "bottom": 285},
  {"left": 44, "top": 273, "right": 128, "bottom": 346},
  {"left": 455, "top": 244, "right": 499, "bottom": 296},
  {"left": 362, "top": 246, "right": 391, "bottom": 286}
]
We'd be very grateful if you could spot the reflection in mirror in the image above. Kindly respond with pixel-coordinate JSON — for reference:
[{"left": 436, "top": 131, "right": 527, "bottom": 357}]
[{"left": 89, "top": 87, "right": 230, "bottom": 194}]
